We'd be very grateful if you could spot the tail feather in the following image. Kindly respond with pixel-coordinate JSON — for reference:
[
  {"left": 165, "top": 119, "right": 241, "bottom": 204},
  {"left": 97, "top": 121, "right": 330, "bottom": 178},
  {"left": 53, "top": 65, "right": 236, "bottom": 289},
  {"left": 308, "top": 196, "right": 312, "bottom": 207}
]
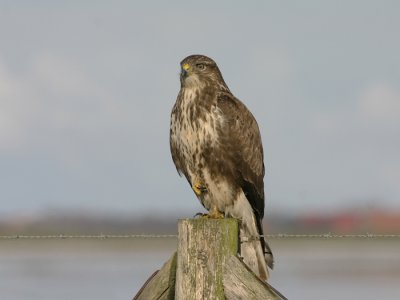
[
  {"left": 227, "top": 192, "right": 273, "bottom": 281},
  {"left": 255, "top": 216, "right": 274, "bottom": 269},
  {"left": 239, "top": 225, "right": 269, "bottom": 280}
]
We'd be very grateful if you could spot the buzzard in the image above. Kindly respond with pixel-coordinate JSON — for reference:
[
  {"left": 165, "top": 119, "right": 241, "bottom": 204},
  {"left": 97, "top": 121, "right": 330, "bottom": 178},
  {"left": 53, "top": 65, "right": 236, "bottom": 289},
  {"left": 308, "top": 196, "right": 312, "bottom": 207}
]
[{"left": 169, "top": 54, "right": 273, "bottom": 280}]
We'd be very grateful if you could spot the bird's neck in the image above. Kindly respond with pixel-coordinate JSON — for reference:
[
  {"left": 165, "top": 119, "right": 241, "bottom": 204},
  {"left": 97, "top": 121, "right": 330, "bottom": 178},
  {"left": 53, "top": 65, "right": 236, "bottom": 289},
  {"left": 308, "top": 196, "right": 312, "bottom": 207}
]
[{"left": 180, "top": 86, "right": 201, "bottom": 104}]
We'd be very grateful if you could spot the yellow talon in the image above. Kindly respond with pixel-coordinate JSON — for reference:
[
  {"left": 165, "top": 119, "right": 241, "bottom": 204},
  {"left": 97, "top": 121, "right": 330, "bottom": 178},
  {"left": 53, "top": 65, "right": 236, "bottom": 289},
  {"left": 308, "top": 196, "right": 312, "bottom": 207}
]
[
  {"left": 192, "top": 178, "right": 206, "bottom": 196},
  {"left": 208, "top": 208, "right": 225, "bottom": 219}
]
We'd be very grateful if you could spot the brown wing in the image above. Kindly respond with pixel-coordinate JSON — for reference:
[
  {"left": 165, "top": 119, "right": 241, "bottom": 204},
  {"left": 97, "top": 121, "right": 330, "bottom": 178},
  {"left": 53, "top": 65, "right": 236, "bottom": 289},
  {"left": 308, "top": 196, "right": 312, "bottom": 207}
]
[
  {"left": 217, "top": 92, "right": 265, "bottom": 218},
  {"left": 217, "top": 92, "right": 273, "bottom": 266}
]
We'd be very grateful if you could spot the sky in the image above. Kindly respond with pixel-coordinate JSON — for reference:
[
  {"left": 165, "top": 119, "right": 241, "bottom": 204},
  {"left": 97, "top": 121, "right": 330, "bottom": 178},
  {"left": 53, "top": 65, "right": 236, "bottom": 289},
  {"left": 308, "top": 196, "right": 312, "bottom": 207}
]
[{"left": 0, "top": 1, "right": 399, "bottom": 217}]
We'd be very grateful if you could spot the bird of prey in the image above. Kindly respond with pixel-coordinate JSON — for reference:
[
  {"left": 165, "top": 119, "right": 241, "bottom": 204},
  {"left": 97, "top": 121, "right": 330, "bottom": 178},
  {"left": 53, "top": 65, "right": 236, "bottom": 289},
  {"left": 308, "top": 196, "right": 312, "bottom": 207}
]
[{"left": 169, "top": 54, "right": 273, "bottom": 280}]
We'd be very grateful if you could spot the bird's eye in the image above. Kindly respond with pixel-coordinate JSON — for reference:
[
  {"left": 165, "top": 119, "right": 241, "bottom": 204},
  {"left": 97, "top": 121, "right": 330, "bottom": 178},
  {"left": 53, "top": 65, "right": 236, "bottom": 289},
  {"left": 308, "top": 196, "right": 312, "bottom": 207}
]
[{"left": 196, "top": 63, "right": 206, "bottom": 70}]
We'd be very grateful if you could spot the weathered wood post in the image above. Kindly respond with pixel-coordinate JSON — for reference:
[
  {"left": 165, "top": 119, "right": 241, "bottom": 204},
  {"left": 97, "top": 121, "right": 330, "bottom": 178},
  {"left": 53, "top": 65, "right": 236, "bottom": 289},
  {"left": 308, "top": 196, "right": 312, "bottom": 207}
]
[
  {"left": 133, "top": 218, "right": 286, "bottom": 300},
  {"left": 175, "top": 218, "right": 238, "bottom": 300}
]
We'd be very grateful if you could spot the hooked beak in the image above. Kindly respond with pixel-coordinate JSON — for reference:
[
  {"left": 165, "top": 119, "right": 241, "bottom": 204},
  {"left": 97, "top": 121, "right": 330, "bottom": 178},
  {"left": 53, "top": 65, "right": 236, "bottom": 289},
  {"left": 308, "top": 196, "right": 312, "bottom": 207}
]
[{"left": 181, "top": 63, "right": 190, "bottom": 78}]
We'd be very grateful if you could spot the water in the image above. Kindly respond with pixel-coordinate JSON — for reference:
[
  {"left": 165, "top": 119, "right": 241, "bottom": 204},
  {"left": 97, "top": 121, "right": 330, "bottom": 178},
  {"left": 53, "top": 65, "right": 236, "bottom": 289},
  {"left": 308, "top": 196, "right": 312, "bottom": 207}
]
[{"left": 0, "top": 238, "right": 399, "bottom": 299}]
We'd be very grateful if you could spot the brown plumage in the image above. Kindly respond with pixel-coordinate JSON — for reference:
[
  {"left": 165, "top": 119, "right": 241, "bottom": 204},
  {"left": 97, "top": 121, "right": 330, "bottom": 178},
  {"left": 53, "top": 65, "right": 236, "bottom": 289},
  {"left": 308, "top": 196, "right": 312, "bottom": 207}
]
[{"left": 170, "top": 54, "right": 273, "bottom": 280}]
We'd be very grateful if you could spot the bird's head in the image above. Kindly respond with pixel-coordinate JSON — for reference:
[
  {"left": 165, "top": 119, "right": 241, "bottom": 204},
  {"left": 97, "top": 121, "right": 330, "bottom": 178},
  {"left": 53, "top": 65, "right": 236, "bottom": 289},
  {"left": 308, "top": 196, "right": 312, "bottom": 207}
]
[{"left": 179, "top": 55, "right": 229, "bottom": 91}]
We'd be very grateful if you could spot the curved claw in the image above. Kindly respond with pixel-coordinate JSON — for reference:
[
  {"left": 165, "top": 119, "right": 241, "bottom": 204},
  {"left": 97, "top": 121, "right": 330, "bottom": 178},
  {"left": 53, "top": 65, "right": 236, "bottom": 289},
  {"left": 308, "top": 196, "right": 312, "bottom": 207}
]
[{"left": 193, "top": 212, "right": 207, "bottom": 218}]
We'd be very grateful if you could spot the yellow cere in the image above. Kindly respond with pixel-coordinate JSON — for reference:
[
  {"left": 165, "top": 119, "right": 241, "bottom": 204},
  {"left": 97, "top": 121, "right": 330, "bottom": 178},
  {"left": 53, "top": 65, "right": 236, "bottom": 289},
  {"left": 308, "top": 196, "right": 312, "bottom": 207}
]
[{"left": 182, "top": 63, "right": 190, "bottom": 70}]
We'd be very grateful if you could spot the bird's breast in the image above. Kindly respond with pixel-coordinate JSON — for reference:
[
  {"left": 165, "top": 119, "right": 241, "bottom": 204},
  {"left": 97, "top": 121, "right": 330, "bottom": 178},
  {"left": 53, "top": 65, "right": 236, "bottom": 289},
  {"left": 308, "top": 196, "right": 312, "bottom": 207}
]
[{"left": 171, "top": 90, "right": 222, "bottom": 173}]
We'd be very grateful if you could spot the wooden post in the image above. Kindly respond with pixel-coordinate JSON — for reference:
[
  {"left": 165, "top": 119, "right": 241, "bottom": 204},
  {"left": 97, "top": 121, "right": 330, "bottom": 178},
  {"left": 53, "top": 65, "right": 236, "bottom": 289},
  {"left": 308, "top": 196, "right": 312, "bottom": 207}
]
[
  {"left": 133, "top": 253, "right": 177, "bottom": 300},
  {"left": 175, "top": 218, "right": 238, "bottom": 300},
  {"left": 223, "top": 256, "right": 283, "bottom": 299},
  {"left": 133, "top": 218, "right": 287, "bottom": 300}
]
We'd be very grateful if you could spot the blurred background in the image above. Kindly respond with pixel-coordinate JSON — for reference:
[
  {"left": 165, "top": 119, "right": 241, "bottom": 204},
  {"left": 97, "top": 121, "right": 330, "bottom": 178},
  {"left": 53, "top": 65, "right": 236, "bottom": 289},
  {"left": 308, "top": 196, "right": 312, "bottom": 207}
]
[{"left": 0, "top": 1, "right": 399, "bottom": 299}]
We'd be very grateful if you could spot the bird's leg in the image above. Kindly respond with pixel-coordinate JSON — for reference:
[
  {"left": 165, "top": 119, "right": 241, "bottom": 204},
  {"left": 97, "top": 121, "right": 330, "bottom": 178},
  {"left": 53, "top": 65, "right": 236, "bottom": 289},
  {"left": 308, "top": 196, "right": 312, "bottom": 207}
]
[
  {"left": 192, "top": 177, "right": 207, "bottom": 196},
  {"left": 191, "top": 177, "right": 222, "bottom": 218},
  {"left": 197, "top": 205, "right": 224, "bottom": 219},
  {"left": 207, "top": 206, "right": 225, "bottom": 219}
]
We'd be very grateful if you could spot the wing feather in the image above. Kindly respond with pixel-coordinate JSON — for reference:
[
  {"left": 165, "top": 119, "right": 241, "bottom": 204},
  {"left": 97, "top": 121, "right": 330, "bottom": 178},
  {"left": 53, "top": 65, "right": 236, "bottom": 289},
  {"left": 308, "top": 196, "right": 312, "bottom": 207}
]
[
  {"left": 216, "top": 93, "right": 265, "bottom": 218},
  {"left": 217, "top": 92, "right": 273, "bottom": 268}
]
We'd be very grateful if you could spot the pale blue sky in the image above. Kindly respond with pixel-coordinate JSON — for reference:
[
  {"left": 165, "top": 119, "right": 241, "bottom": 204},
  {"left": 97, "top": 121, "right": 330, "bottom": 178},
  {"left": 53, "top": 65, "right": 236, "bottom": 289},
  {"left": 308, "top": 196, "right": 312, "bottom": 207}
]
[{"left": 0, "top": 1, "right": 399, "bottom": 217}]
